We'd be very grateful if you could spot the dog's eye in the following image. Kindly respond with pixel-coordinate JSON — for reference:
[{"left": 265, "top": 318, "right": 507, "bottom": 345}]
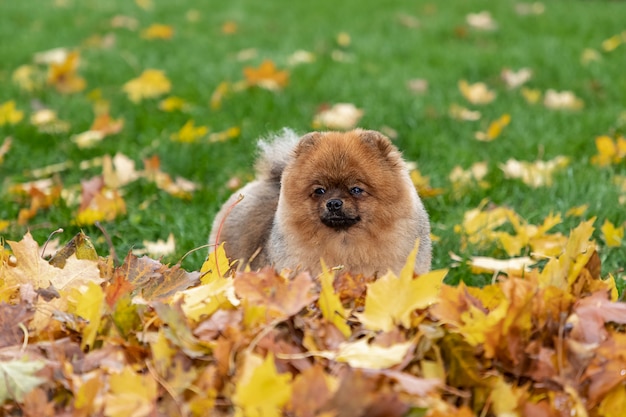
[
  {"left": 350, "top": 187, "right": 364, "bottom": 196},
  {"left": 313, "top": 187, "right": 326, "bottom": 195}
]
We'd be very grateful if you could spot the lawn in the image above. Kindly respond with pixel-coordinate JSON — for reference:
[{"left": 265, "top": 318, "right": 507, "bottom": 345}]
[
  {"left": 1, "top": 0, "right": 625, "bottom": 279},
  {"left": 2, "top": 0, "right": 626, "bottom": 415}
]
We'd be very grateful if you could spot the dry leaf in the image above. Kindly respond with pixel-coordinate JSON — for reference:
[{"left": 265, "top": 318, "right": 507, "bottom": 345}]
[
  {"left": 243, "top": 59, "right": 289, "bottom": 91},
  {"left": 475, "top": 113, "right": 511, "bottom": 141},
  {"left": 499, "top": 156, "right": 569, "bottom": 188},
  {"left": 123, "top": 69, "right": 172, "bottom": 102},
  {"left": 141, "top": 23, "right": 174, "bottom": 40},
  {"left": 543, "top": 89, "right": 584, "bottom": 110},
  {"left": 466, "top": 11, "right": 497, "bottom": 31},
  {"left": 458, "top": 80, "right": 496, "bottom": 105},
  {"left": 312, "top": 103, "right": 364, "bottom": 130}
]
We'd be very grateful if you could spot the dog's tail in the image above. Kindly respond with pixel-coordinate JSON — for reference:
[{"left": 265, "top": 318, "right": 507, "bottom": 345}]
[{"left": 255, "top": 128, "right": 301, "bottom": 182}]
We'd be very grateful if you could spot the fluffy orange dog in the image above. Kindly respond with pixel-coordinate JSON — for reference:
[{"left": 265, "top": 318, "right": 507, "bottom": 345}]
[{"left": 209, "top": 129, "right": 431, "bottom": 276}]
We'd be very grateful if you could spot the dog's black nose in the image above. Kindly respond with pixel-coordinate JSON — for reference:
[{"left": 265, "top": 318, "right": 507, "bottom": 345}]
[{"left": 326, "top": 199, "right": 343, "bottom": 211}]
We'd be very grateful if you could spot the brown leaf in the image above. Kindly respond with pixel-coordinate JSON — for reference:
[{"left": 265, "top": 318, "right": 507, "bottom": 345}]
[
  {"left": 119, "top": 253, "right": 199, "bottom": 302},
  {"left": 0, "top": 302, "right": 34, "bottom": 348},
  {"left": 49, "top": 231, "right": 98, "bottom": 268},
  {"left": 569, "top": 291, "right": 626, "bottom": 344},
  {"left": 287, "top": 365, "right": 334, "bottom": 417},
  {"left": 234, "top": 268, "right": 317, "bottom": 318}
]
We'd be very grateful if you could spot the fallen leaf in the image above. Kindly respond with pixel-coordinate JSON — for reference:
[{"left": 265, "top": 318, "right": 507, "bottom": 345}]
[
  {"left": 475, "top": 113, "right": 511, "bottom": 141},
  {"left": 104, "top": 366, "right": 157, "bottom": 417},
  {"left": 499, "top": 156, "right": 569, "bottom": 188},
  {"left": 312, "top": 103, "right": 364, "bottom": 130},
  {"left": 591, "top": 135, "right": 626, "bottom": 167},
  {"left": 0, "top": 101, "right": 24, "bottom": 126},
  {"left": 170, "top": 120, "right": 209, "bottom": 143},
  {"left": 449, "top": 103, "right": 481, "bottom": 121},
  {"left": 501, "top": 68, "right": 532, "bottom": 89},
  {"left": 233, "top": 352, "right": 292, "bottom": 417},
  {"left": 234, "top": 268, "right": 316, "bottom": 320},
  {"left": 601, "top": 219, "right": 624, "bottom": 247},
  {"left": 521, "top": 87, "right": 542, "bottom": 104},
  {"left": 159, "top": 96, "right": 188, "bottom": 112},
  {"left": 141, "top": 23, "right": 174, "bottom": 40},
  {"left": 123, "top": 69, "right": 172, "bottom": 103},
  {"left": 0, "top": 359, "right": 46, "bottom": 402},
  {"left": 543, "top": 89, "right": 584, "bottom": 110},
  {"left": 334, "top": 338, "right": 414, "bottom": 369},
  {"left": 47, "top": 50, "right": 86, "bottom": 94},
  {"left": 243, "top": 59, "right": 289, "bottom": 91},
  {"left": 319, "top": 262, "right": 351, "bottom": 338},
  {"left": 458, "top": 80, "right": 496, "bottom": 105},
  {"left": 357, "top": 242, "right": 447, "bottom": 331},
  {"left": 466, "top": 11, "right": 497, "bottom": 31}
]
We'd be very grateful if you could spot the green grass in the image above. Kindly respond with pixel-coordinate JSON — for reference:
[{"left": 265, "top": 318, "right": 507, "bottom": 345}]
[{"left": 1, "top": 0, "right": 625, "bottom": 287}]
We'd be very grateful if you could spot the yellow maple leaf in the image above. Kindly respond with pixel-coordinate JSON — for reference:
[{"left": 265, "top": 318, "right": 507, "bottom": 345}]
[
  {"left": 475, "top": 113, "right": 511, "bottom": 141},
  {"left": 105, "top": 366, "right": 157, "bottom": 417},
  {"left": 233, "top": 353, "right": 292, "bottom": 417},
  {"left": 458, "top": 79, "right": 496, "bottom": 105},
  {"left": 171, "top": 120, "right": 209, "bottom": 143},
  {"left": 601, "top": 219, "right": 624, "bottom": 247},
  {"left": 177, "top": 274, "right": 237, "bottom": 321},
  {"left": 159, "top": 96, "right": 187, "bottom": 112},
  {"left": 243, "top": 59, "right": 289, "bottom": 91},
  {"left": 566, "top": 204, "right": 589, "bottom": 217},
  {"left": 0, "top": 101, "right": 24, "bottom": 126},
  {"left": 521, "top": 87, "right": 542, "bottom": 104},
  {"left": 539, "top": 218, "right": 596, "bottom": 289},
  {"left": 123, "top": 69, "right": 172, "bottom": 103},
  {"left": 598, "top": 385, "right": 626, "bottom": 417},
  {"left": 318, "top": 261, "right": 351, "bottom": 338},
  {"left": 72, "top": 281, "right": 104, "bottom": 349},
  {"left": 202, "top": 242, "right": 233, "bottom": 282},
  {"left": 141, "top": 23, "right": 174, "bottom": 40},
  {"left": 591, "top": 135, "right": 626, "bottom": 167},
  {"left": 47, "top": 50, "right": 86, "bottom": 94},
  {"left": 358, "top": 241, "right": 447, "bottom": 331}
]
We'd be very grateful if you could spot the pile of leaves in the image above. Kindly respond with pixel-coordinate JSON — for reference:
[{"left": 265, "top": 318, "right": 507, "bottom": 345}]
[{"left": 1, "top": 218, "right": 625, "bottom": 416}]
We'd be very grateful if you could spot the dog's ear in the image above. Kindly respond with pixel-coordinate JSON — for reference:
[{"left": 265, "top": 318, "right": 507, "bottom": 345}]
[
  {"left": 294, "top": 131, "right": 322, "bottom": 157},
  {"left": 358, "top": 130, "right": 395, "bottom": 157}
]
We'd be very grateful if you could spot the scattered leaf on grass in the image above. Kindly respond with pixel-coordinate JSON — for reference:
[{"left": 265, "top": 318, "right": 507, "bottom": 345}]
[
  {"left": 312, "top": 103, "right": 363, "bottom": 130},
  {"left": 458, "top": 79, "right": 496, "bottom": 104},
  {"left": 501, "top": 67, "right": 532, "bottom": 89},
  {"left": 170, "top": 120, "right": 209, "bottom": 143},
  {"left": 499, "top": 156, "right": 569, "bottom": 188},
  {"left": 47, "top": 50, "right": 86, "bottom": 94},
  {"left": 543, "top": 89, "right": 584, "bottom": 110},
  {"left": 140, "top": 23, "right": 174, "bottom": 40},
  {"left": 243, "top": 59, "right": 289, "bottom": 91},
  {"left": 0, "top": 101, "right": 24, "bottom": 126},
  {"left": 466, "top": 11, "right": 497, "bottom": 31},
  {"left": 475, "top": 113, "right": 510, "bottom": 141},
  {"left": 123, "top": 69, "right": 172, "bottom": 102},
  {"left": 601, "top": 219, "right": 624, "bottom": 248}
]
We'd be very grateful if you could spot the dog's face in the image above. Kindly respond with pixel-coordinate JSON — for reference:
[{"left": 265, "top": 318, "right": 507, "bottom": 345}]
[{"left": 279, "top": 130, "right": 415, "bottom": 239}]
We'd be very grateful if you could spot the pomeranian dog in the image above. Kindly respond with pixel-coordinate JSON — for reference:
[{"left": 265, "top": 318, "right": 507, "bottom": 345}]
[{"left": 208, "top": 129, "right": 431, "bottom": 276}]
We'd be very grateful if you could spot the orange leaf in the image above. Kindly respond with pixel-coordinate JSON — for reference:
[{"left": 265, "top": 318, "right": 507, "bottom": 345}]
[{"left": 243, "top": 59, "right": 289, "bottom": 91}]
